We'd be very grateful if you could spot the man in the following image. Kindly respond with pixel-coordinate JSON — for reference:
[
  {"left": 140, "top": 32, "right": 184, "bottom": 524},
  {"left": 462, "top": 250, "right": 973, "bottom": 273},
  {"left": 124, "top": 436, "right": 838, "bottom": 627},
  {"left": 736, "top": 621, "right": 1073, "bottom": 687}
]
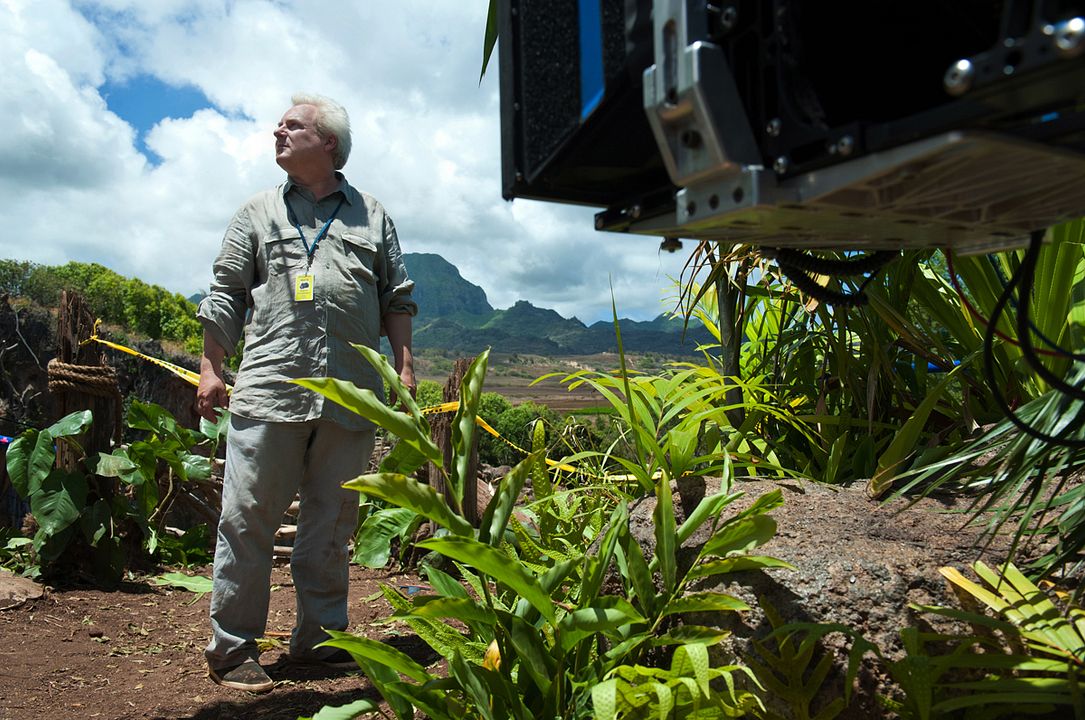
[{"left": 195, "top": 93, "right": 416, "bottom": 692}]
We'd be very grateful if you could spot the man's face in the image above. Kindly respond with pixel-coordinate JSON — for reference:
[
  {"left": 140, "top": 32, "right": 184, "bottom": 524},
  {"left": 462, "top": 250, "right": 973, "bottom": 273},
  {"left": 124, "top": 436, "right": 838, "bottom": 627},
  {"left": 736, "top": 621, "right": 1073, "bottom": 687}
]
[{"left": 273, "top": 104, "right": 334, "bottom": 174}]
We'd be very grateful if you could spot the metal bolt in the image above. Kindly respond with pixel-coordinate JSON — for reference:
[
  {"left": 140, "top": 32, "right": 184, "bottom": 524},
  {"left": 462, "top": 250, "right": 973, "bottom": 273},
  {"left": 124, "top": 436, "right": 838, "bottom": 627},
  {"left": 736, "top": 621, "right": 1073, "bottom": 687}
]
[
  {"left": 836, "top": 135, "right": 855, "bottom": 156},
  {"left": 1054, "top": 17, "right": 1085, "bottom": 58},
  {"left": 719, "top": 5, "right": 738, "bottom": 31},
  {"left": 766, "top": 118, "right": 782, "bottom": 137},
  {"left": 660, "top": 237, "right": 683, "bottom": 253},
  {"left": 944, "top": 58, "right": 974, "bottom": 96},
  {"left": 773, "top": 156, "right": 790, "bottom": 175},
  {"left": 680, "top": 129, "right": 703, "bottom": 148}
]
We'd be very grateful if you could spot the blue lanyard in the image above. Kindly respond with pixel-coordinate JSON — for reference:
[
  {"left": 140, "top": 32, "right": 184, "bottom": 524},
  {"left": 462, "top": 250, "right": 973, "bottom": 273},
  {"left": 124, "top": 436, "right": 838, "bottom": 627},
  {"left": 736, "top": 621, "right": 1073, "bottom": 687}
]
[{"left": 288, "top": 195, "right": 345, "bottom": 261}]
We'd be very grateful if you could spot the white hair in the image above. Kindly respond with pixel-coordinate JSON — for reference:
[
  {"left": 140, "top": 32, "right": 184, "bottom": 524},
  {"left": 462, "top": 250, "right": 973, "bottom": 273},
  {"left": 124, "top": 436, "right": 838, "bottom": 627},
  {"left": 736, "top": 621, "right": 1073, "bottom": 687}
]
[{"left": 291, "top": 92, "right": 352, "bottom": 169}]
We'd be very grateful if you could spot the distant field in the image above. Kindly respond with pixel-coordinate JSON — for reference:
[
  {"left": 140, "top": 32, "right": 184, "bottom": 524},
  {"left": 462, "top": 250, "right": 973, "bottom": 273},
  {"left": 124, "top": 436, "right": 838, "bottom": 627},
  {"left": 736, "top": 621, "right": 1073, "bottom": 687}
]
[{"left": 415, "top": 350, "right": 683, "bottom": 413}]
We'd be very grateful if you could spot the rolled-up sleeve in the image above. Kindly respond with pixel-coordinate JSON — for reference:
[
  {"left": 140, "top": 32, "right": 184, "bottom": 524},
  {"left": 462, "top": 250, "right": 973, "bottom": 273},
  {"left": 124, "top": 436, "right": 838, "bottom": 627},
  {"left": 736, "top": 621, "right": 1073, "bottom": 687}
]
[
  {"left": 197, "top": 206, "right": 254, "bottom": 355},
  {"left": 379, "top": 214, "right": 418, "bottom": 318}
]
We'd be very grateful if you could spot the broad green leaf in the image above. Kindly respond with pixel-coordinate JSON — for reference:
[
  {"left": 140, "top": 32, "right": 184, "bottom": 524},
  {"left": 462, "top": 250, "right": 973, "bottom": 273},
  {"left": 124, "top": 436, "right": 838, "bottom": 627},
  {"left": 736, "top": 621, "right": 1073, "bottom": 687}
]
[
  {"left": 652, "top": 624, "right": 731, "bottom": 646},
  {"left": 687, "top": 555, "right": 795, "bottom": 580},
  {"left": 294, "top": 377, "right": 442, "bottom": 465},
  {"left": 344, "top": 472, "right": 473, "bottom": 536},
  {"left": 592, "top": 678, "right": 619, "bottom": 720},
  {"left": 702, "top": 515, "right": 778, "bottom": 557},
  {"left": 558, "top": 606, "right": 646, "bottom": 651},
  {"left": 416, "top": 535, "right": 556, "bottom": 624},
  {"left": 301, "top": 698, "right": 380, "bottom": 720},
  {"left": 660, "top": 591, "right": 751, "bottom": 617},
  {"left": 94, "top": 452, "right": 145, "bottom": 485},
  {"left": 353, "top": 507, "right": 416, "bottom": 567},
  {"left": 5, "top": 431, "right": 41, "bottom": 499},
  {"left": 47, "top": 410, "right": 92, "bottom": 438},
  {"left": 349, "top": 342, "right": 426, "bottom": 422},
  {"left": 319, "top": 630, "right": 430, "bottom": 682},
  {"left": 408, "top": 597, "right": 497, "bottom": 626},
  {"left": 153, "top": 572, "right": 213, "bottom": 594},
  {"left": 30, "top": 469, "right": 87, "bottom": 537},
  {"left": 379, "top": 439, "right": 429, "bottom": 476},
  {"left": 676, "top": 491, "right": 743, "bottom": 545}
]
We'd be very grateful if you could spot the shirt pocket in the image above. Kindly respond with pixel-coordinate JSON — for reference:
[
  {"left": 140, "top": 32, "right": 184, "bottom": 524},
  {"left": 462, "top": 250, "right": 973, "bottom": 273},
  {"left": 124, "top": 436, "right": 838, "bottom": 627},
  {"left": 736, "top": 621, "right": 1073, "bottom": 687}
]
[
  {"left": 342, "top": 232, "right": 378, "bottom": 285},
  {"left": 263, "top": 227, "right": 307, "bottom": 277}
]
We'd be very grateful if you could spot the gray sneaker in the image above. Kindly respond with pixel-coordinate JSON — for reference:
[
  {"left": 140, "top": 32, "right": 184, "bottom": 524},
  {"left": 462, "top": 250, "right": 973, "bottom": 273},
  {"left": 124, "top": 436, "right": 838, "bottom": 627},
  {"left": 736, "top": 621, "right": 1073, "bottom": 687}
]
[{"left": 208, "top": 658, "right": 274, "bottom": 692}]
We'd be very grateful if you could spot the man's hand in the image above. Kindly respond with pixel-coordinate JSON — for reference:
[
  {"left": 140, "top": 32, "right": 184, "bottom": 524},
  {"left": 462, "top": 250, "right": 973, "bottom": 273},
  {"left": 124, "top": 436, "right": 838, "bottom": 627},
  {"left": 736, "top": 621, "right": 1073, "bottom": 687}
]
[{"left": 195, "top": 331, "right": 229, "bottom": 422}]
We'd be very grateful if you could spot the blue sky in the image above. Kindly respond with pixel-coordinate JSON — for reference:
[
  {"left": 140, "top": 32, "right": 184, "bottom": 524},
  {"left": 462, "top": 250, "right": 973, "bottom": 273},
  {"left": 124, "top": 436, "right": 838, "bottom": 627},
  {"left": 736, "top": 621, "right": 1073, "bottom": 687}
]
[
  {"left": 100, "top": 76, "right": 220, "bottom": 161},
  {"left": 0, "top": 0, "right": 692, "bottom": 324}
]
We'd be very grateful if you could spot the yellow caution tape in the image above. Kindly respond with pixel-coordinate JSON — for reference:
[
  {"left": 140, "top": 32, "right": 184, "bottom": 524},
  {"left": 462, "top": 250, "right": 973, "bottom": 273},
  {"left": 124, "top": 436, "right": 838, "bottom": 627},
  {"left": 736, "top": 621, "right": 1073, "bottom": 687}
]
[
  {"left": 83, "top": 321, "right": 581, "bottom": 474},
  {"left": 81, "top": 320, "right": 232, "bottom": 391}
]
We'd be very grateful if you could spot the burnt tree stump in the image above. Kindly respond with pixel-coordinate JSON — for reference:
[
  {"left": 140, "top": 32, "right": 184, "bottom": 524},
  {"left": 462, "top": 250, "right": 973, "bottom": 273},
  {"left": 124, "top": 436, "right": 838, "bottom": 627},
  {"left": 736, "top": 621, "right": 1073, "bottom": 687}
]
[{"left": 427, "top": 357, "right": 479, "bottom": 525}]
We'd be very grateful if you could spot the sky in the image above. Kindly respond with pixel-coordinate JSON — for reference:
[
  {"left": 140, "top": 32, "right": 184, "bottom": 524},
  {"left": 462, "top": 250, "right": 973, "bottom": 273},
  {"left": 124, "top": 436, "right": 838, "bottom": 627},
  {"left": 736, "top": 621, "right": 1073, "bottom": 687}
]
[{"left": 0, "top": 0, "right": 695, "bottom": 325}]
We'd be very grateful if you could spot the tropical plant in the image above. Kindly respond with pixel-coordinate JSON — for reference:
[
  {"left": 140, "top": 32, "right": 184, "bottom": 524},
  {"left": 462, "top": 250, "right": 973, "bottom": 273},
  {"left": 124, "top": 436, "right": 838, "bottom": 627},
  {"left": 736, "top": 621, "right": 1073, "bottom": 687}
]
[
  {"left": 764, "top": 560, "right": 1085, "bottom": 719},
  {"left": 4, "top": 401, "right": 227, "bottom": 582},
  {"left": 297, "top": 341, "right": 791, "bottom": 719}
]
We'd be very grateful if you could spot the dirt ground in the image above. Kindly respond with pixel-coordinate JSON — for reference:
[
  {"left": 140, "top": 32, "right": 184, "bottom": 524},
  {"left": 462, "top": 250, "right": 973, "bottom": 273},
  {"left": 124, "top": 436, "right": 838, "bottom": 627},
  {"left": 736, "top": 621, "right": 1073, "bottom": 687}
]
[{"left": 0, "top": 563, "right": 427, "bottom": 720}]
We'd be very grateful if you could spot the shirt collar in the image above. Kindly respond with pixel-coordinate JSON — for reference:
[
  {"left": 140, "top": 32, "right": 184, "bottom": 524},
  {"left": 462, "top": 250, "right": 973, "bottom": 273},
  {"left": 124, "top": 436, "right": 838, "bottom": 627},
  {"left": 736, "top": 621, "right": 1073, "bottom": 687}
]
[{"left": 282, "top": 172, "right": 353, "bottom": 205}]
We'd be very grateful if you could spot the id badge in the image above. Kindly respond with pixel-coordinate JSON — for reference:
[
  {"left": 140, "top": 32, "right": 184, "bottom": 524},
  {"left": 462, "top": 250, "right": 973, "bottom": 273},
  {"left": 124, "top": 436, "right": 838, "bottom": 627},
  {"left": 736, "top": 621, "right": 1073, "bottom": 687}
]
[{"left": 295, "top": 274, "right": 314, "bottom": 302}]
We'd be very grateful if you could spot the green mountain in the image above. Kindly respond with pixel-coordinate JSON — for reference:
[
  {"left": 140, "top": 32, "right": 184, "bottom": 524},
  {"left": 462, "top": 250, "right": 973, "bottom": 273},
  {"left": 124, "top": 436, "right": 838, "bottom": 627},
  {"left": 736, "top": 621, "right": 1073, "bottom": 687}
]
[{"left": 405, "top": 253, "right": 711, "bottom": 355}]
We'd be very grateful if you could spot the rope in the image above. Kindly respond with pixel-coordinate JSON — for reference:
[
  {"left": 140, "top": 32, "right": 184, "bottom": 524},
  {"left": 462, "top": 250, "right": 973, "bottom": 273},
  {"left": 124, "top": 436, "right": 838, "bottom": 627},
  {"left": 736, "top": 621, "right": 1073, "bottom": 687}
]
[{"left": 46, "top": 358, "right": 123, "bottom": 442}]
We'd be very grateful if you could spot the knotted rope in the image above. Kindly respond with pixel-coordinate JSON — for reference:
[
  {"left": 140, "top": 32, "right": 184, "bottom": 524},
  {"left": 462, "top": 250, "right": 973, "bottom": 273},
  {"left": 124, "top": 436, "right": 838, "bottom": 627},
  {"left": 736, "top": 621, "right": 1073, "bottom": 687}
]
[{"left": 47, "top": 359, "right": 123, "bottom": 443}]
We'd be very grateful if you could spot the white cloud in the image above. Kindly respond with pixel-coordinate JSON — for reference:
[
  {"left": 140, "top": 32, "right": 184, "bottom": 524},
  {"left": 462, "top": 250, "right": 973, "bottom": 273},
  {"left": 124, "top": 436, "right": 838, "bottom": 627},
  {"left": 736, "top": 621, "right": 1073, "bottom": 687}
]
[{"left": 0, "top": 0, "right": 694, "bottom": 324}]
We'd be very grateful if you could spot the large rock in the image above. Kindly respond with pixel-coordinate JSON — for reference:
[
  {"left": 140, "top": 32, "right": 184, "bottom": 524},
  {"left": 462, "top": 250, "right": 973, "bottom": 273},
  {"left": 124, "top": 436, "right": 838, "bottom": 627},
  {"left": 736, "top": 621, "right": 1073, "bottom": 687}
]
[{"left": 628, "top": 476, "right": 1015, "bottom": 719}]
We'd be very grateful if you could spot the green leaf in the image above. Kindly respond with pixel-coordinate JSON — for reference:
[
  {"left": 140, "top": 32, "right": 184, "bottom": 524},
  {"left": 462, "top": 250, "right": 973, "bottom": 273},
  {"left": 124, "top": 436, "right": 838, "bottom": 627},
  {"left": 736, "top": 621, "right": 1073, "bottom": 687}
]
[
  {"left": 94, "top": 451, "right": 145, "bottom": 485},
  {"left": 450, "top": 350, "right": 489, "bottom": 511},
  {"left": 654, "top": 475, "right": 677, "bottom": 591},
  {"left": 408, "top": 596, "right": 497, "bottom": 626},
  {"left": 294, "top": 377, "right": 442, "bottom": 465},
  {"left": 558, "top": 605, "right": 646, "bottom": 651},
  {"left": 416, "top": 535, "right": 556, "bottom": 624},
  {"left": 47, "top": 410, "right": 92, "bottom": 438},
  {"left": 30, "top": 469, "right": 87, "bottom": 537},
  {"left": 152, "top": 572, "right": 213, "bottom": 594},
  {"left": 702, "top": 515, "right": 778, "bottom": 557},
  {"left": 353, "top": 507, "right": 416, "bottom": 568},
  {"left": 592, "top": 678, "right": 619, "bottom": 720},
  {"left": 320, "top": 630, "right": 431, "bottom": 683},
  {"left": 344, "top": 473, "right": 474, "bottom": 537},
  {"left": 25, "top": 430, "right": 58, "bottom": 498},
  {"left": 660, "top": 591, "right": 751, "bottom": 617},
  {"left": 302, "top": 698, "right": 381, "bottom": 720},
  {"left": 687, "top": 556, "right": 795, "bottom": 580},
  {"left": 479, "top": 450, "right": 535, "bottom": 546},
  {"left": 480, "top": 0, "right": 499, "bottom": 82},
  {"left": 349, "top": 343, "right": 427, "bottom": 423},
  {"left": 871, "top": 360, "right": 967, "bottom": 498}
]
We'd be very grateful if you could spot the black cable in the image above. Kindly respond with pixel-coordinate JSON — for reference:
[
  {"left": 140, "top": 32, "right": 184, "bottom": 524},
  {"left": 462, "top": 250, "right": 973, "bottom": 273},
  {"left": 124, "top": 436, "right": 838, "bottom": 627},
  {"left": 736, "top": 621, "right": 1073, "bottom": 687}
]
[
  {"left": 982, "top": 230, "right": 1085, "bottom": 448},
  {"left": 1015, "top": 231, "right": 1085, "bottom": 403},
  {"left": 986, "top": 250, "right": 1085, "bottom": 362},
  {"left": 764, "top": 248, "right": 899, "bottom": 307},
  {"left": 764, "top": 248, "right": 899, "bottom": 276}
]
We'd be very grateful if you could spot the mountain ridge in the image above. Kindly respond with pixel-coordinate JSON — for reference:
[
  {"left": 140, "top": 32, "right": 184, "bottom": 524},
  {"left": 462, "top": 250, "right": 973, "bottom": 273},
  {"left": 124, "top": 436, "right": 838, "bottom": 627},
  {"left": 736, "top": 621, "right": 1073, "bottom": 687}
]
[{"left": 405, "top": 253, "right": 711, "bottom": 355}]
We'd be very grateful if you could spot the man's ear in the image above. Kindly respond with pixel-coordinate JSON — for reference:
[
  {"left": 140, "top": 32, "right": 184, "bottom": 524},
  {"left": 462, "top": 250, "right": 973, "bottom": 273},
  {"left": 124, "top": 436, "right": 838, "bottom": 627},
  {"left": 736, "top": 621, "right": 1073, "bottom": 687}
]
[{"left": 324, "top": 133, "right": 338, "bottom": 154}]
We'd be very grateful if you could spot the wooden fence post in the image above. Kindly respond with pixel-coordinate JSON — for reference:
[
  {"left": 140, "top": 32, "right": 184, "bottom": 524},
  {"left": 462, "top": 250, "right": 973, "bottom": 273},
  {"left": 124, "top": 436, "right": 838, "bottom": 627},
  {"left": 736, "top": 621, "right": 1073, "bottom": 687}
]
[{"left": 49, "top": 291, "right": 122, "bottom": 467}]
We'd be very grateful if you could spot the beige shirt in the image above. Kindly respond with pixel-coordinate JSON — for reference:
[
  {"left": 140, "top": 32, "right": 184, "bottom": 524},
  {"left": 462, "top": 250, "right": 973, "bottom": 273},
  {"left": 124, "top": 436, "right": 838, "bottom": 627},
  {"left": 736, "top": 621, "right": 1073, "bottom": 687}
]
[{"left": 197, "top": 175, "right": 416, "bottom": 430}]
